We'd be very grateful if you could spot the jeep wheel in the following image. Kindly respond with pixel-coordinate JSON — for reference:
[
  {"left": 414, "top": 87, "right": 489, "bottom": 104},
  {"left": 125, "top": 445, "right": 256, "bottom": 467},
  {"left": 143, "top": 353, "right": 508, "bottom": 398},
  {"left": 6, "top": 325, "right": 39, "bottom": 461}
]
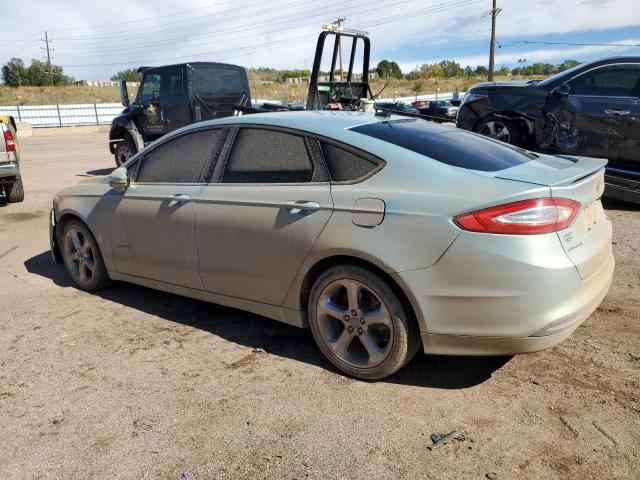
[{"left": 114, "top": 137, "right": 135, "bottom": 167}]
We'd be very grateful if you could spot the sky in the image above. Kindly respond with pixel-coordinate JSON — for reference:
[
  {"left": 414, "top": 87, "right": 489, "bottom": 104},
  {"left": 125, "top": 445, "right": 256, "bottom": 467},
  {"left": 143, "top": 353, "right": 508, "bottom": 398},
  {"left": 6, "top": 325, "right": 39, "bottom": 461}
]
[{"left": 1, "top": 0, "right": 639, "bottom": 81}]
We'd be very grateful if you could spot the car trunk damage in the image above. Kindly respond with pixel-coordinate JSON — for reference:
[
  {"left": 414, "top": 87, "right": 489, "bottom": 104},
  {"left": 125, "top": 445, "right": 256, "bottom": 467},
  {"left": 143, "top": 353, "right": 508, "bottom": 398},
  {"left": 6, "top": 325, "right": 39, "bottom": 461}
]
[{"left": 495, "top": 154, "right": 611, "bottom": 280}]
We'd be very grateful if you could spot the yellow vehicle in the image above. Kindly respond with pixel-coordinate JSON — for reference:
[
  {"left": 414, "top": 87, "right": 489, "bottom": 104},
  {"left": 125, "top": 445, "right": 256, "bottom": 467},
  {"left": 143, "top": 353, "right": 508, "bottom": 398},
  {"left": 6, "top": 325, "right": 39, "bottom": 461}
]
[{"left": 0, "top": 115, "right": 23, "bottom": 203}]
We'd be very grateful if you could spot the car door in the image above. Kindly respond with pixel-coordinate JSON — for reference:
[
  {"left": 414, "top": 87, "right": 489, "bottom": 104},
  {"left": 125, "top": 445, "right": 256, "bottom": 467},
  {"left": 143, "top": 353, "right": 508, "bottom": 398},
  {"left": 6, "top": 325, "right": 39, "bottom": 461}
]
[
  {"left": 136, "top": 69, "right": 164, "bottom": 141},
  {"left": 160, "top": 65, "right": 191, "bottom": 133},
  {"left": 549, "top": 64, "right": 640, "bottom": 160},
  {"left": 109, "top": 128, "right": 221, "bottom": 289},
  {"left": 195, "top": 126, "right": 333, "bottom": 305}
]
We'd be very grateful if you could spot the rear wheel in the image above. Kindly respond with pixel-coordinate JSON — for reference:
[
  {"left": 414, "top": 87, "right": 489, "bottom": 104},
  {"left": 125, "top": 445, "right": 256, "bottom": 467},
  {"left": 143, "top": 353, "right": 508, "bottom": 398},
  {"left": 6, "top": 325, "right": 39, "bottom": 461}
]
[
  {"left": 476, "top": 115, "right": 523, "bottom": 146},
  {"left": 308, "top": 265, "right": 420, "bottom": 380},
  {"left": 60, "top": 220, "right": 112, "bottom": 291},
  {"left": 4, "top": 177, "right": 24, "bottom": 203},
  {"left": 114, "top": 136, "right": 135, "bottom": 166}
]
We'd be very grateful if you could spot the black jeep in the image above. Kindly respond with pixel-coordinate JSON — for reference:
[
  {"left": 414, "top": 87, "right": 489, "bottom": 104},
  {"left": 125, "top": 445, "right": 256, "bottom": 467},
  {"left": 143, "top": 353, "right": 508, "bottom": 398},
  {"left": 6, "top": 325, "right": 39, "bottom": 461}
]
[{"left": 109, "top": 62, "right": 250, "bottom": 165}]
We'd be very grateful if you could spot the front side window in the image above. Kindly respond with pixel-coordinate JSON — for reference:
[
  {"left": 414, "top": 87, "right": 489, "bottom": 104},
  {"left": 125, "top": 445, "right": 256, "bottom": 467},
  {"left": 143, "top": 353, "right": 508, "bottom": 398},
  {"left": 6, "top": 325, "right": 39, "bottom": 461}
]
[
  {"left": 570, "top": 65, "right": 640, "bottom": 97},
  {"left": 136, "top": 129, "right": 220, "bottom": 183},
  {"left": 222, "top": 129, "right": 313, "bottom": 183},
  {"left": 139, "top": 73, "right": 161, "bottom": 104}
]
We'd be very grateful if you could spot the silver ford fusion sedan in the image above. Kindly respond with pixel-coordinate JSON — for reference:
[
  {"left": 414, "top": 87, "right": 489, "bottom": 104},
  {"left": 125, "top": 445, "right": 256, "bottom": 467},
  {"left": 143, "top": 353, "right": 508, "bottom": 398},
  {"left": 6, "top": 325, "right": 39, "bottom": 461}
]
[{"left": 50, "top": 111, "right": 614, "bottom": 379}]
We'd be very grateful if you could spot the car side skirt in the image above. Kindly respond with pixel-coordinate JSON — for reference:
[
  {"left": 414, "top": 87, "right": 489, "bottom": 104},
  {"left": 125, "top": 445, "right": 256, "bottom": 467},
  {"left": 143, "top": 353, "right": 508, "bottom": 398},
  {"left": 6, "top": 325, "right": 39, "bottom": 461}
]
[{"left": 107, "top": 271, "right": 307, "bottom": 328}]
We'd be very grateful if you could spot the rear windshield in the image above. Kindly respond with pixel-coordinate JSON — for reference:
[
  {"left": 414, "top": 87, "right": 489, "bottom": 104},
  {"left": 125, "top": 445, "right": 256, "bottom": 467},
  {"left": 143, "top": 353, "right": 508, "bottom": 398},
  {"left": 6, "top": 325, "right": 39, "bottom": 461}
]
[
  {"left": 351, "top": 120, "right": 534, "bottom": 172},
  {"left": 193, "top": 67, "right": 247, "bottom": 94}
]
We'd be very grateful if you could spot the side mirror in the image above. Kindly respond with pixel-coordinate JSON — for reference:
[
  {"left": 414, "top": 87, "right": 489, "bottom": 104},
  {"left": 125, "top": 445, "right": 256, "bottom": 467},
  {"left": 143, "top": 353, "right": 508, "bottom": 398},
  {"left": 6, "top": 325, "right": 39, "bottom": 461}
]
[
  {"left": 554, "top": 83, "right": 571, "bottom": 97},
  {"left": 119, "top": 80, "right": 130, "bottom": 107},
  {"left": 109, "top": 166, "right": 129, "bottom": 193},
  {"left": 151, "top": 90, "right": 160, "bottom": 105}
]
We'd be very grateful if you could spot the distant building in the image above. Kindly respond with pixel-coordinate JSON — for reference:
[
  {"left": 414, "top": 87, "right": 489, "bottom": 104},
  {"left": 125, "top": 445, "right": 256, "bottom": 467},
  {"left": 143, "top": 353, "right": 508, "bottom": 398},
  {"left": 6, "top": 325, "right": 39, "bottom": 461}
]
[
  {"left": 285, "top": 77, "right": 310, "bottom": 84},
  {"left": 75, "top": 80, "right": 138, "bottom": 87}
]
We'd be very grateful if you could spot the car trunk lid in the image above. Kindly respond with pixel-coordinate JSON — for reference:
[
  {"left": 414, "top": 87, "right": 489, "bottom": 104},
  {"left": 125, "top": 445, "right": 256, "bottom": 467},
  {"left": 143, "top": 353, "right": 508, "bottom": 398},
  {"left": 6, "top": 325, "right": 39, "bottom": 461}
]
[{"left": 496, "top": 154, "right": 611, "bottom": 280}]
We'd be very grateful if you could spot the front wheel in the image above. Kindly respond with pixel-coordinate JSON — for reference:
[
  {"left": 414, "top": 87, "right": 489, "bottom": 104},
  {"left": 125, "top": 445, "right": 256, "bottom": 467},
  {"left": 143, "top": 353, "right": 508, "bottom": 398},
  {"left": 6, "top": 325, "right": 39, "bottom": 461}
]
[
  {"left": 308, "top": 265, "right": 420, "bottom": 380},
  {"left": 476, "top": 115, "right": 523, "bottom": 146},
  {"left": 114, "top": 136, "right": 135, "bottom": 167}
]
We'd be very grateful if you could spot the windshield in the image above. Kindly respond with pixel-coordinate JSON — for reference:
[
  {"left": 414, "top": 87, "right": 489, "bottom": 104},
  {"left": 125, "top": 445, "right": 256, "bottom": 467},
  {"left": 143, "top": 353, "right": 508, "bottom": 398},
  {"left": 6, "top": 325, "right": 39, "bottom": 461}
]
[{"left": 538, "top": 62, "right": 584, "bottom": 86}]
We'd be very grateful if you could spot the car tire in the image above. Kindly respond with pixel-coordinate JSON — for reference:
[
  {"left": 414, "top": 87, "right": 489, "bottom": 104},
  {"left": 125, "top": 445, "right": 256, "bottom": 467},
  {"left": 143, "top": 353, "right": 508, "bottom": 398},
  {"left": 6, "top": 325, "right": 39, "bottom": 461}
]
[
  {"left": 114, "top": 136, "right": 135, "bottom": 167},
  {"left": 308, "top": 265, "right": 420, "bottom": 380},
  {"left": 59, "top": 219, "right": 112, "bottom": 291},
  {"left": 476, "top": 115, "right": 523, "bottom": 146},
  {"left": 4, "top": 177, "right": 25, "bottom": 203}
]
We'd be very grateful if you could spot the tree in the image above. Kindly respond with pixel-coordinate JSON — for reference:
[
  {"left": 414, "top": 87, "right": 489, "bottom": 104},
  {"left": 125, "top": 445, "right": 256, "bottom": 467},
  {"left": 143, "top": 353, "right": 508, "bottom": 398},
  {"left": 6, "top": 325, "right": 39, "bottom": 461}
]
[
  {"left": 1, "top": 58, "right": 27, "bottom": 86},
  {"left": 439, "top": 60, "right": 463, "bottom": 78},
  {"left": 376, "top": 60, "right": 402, "bottom": 79},
  {"left": 1, "top": 57, "right": 73, "bottom": 86},
  {"left": 474, "top": 65, "right": 488, "bottom": 77},
  {"left": 497, "top": 65, "right": 510, "bottom": 76},
  {"left": 111, "top": 68, "right": 142, "bottom": 82},
  {"left": 559, "top": 59, "right": 581, "bottom": 71},
  {"left": 464, "top": 66, "right": 473, "bottom": 76},
  {"left": 412, "top": 81, "right": 423, "bottom": 101},
  {"left": 419, "top": 63, "right": 444, "bottom": 78}
]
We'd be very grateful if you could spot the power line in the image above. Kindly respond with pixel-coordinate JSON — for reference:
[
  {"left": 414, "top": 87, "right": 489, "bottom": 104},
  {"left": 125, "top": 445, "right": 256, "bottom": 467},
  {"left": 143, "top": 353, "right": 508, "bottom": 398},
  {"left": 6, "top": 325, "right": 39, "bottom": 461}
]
[
  {"left": 61, "top": 0, "right": 484, "bottom": 68},
  {"left": 498, "top": 40, "right": 640, "bottom": 48},
  {"left": 53, "top": 0, "right": 471, "bottom": 59}
]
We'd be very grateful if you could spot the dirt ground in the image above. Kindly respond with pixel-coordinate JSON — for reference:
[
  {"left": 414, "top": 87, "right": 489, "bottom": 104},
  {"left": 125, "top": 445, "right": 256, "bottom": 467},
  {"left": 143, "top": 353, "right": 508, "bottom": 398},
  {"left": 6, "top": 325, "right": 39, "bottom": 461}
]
[{"left": 0, "top": 132, "right": 638, "bottom": 480}]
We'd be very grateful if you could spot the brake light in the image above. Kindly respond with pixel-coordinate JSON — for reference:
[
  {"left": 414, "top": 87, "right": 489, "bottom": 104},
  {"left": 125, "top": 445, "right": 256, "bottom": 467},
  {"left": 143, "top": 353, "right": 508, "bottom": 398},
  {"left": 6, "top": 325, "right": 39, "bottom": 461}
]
[
  {"left": 3, "top": 127, "right": 16, "bottom": 152},
  {"left": 454, "top": 198, "right": 581, "bottom": 235}
]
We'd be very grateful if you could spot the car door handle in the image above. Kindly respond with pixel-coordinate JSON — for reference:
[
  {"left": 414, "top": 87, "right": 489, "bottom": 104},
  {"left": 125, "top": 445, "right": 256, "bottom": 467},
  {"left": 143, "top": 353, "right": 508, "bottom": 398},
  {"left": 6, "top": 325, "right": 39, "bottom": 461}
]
[
  {"left": 282, "top": 200, "right": 321, "bottom": 214},
  {"left": 604, "top": 109, "right": 630, "bottom": 116},
  {"left": 165, "top": 194, "right": 191, "bottom": 206}
]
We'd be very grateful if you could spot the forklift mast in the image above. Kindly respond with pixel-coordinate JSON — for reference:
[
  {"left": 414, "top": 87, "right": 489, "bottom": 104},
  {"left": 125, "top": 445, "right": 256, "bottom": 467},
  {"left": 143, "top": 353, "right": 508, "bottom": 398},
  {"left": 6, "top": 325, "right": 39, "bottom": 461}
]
[{"left": 306, "top": 26, "right": 372, "bottom": 111}]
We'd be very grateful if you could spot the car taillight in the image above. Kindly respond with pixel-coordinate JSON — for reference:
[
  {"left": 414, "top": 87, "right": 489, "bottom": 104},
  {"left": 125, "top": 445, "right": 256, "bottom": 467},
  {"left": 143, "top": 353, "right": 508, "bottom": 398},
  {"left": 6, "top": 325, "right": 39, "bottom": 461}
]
[
  {"left": 454, "top": 198, "right": 581, "bottom": 235},
  {"left": 3, "top": 127, "right": 16, "bottom": 152}
]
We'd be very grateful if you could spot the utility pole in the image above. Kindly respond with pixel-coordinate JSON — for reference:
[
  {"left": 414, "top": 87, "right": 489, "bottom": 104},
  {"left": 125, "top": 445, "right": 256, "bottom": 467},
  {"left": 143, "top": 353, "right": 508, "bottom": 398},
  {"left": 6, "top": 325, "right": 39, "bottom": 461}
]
[
  {"left": 487, "top": 0, "right": 501, "bottom": 81},
  {"left": 42, "top": 31, "right": 54, "bottom": 84},
  {"left": 334, "top": 17, "right": 346, "bottom": 81}
]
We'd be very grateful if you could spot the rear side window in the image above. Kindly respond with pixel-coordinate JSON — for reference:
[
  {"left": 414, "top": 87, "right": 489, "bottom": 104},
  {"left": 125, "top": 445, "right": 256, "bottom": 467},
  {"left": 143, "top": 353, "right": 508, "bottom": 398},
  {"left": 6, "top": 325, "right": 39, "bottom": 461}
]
[
  {"left": 222, "top": 129, "right": 313, "bottom": 183},
  {"left": 193, "top": 67, "right": 247, "bottom": 94},
  {"left": 351, "top": 120, "right": 534, "bottom": 172},
  {"left": 320, "top": 142, "right": 379, "bottom": 182},
  {"left": 137, "top": 129, "right": 220, "bottom": 183}
]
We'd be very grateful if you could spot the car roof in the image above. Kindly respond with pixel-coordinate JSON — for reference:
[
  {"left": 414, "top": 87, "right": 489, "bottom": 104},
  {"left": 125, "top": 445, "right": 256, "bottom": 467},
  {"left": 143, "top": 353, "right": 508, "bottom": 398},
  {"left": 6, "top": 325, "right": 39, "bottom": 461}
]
[{"left": 186, "top": 111, "right": 452, "bottom": 142}]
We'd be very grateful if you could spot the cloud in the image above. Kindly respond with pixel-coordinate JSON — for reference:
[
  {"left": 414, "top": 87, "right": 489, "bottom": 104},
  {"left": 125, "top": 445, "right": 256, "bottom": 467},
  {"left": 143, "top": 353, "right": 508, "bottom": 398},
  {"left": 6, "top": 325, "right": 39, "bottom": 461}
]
[
  {"left": 398, "top": 38, "right": 640, "bottom": 70},
  {"left": 1, "top": 0, "right": 639, "bottom": 80}
]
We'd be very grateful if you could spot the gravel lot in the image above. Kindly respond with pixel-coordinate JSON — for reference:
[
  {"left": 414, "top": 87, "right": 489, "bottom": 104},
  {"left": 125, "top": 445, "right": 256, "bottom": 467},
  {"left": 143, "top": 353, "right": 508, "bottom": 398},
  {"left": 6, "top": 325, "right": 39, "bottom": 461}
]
[{"left": 1, "top": 132, "right": 639, "bottom": 480}]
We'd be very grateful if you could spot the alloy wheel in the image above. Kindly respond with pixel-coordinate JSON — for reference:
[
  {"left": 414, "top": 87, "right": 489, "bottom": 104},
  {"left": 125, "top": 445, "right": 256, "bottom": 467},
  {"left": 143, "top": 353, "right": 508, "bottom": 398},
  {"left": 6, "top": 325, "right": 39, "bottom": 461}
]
[
  {"left": 117, "top": 145, "right": 132, "bottom": 165},
  {"left": 480, "top": 120, "right": 511, "bottom": 143},
  {"left": 315, "top": 278, "right": 394, "bottom": 368},
  {"left": 63, "top": 227, "right": 96, "bottom": 286}
]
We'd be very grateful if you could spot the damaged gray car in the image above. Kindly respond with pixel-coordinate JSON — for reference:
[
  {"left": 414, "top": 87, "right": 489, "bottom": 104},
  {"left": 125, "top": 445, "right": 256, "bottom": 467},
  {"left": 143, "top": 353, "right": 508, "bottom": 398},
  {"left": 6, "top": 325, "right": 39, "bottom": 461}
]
[{"left": 456, "top": 57, "right": 640, "bottom": 204}]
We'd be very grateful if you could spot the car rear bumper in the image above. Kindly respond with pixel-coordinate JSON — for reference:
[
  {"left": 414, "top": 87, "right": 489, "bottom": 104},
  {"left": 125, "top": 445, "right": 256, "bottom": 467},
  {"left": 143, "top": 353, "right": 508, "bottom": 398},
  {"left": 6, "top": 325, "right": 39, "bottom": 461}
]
[
  {"left": 399, "top": 231, "right": 614, "bottom": 355},
  {"left": 0, "top": 162, "right": 20, "bottom": 181}
]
